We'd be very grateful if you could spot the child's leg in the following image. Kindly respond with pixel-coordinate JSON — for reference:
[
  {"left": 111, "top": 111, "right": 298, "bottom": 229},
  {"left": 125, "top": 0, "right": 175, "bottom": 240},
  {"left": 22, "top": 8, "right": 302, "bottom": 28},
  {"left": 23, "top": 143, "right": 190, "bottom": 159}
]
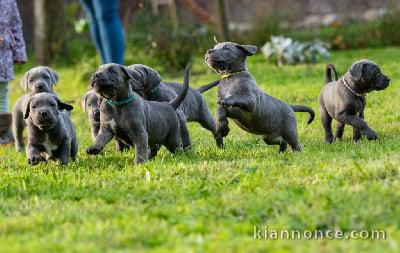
[
  {"left": 0, "top": 82, "right": 10, "bottom": 112},
  {"left": 0, "top": 82, "right": 13, "bottom": 144}
]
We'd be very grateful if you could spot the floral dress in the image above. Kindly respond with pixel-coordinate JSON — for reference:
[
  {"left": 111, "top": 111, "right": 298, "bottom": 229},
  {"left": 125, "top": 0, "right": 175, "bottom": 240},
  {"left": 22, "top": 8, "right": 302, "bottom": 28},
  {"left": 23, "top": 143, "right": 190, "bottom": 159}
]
[{"left": 0, "top": 0, "right": 27, "bottom": 83}]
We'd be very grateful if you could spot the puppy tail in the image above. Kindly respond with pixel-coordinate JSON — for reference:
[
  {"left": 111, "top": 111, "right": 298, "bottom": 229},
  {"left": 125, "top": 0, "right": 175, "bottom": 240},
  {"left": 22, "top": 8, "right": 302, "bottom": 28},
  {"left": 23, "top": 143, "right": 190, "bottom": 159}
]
[
  {"left": 325, "top": 64, "right": 338, "bottom": 84},
  {"left": 291, "top": 105, "right": 315, "bottom": 124},
  {"left": 197, "top": 80, "right": 220, "bottom": 93},
  {"left": 168, "top": 66, "right": 190, "bottom": 109}
]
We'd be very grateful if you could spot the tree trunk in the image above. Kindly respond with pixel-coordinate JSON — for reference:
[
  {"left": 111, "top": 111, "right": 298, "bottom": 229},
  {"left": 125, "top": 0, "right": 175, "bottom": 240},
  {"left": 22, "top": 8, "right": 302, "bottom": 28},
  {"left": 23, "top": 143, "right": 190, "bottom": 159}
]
[
  {"left": 34, "top": 0, "right": 66, "bottom": 64},
  {"left": 216, "top": 0, "right": 230, "bottom": 41}
]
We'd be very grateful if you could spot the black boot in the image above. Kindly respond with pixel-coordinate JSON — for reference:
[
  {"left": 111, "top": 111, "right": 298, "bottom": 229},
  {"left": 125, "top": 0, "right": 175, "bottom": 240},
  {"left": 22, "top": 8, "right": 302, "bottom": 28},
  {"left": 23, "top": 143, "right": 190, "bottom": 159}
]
[{"left": 0, "top": 112, "right": 13, "bottom": 145}]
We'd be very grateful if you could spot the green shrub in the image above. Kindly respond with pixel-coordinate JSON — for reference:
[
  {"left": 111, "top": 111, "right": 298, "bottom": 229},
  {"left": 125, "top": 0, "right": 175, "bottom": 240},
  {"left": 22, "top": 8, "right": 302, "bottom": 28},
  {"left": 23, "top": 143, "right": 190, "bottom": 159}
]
[
  {"left": 147, "top": 23, "right": 210, "bottom": 71},
  {"left": 378, "top": 8, "right": 400, "bottom": 45}
]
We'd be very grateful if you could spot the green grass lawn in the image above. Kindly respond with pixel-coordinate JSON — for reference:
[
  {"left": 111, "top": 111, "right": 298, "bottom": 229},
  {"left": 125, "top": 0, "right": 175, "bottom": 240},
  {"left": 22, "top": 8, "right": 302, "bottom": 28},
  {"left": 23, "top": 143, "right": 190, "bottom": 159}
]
[{"left": 0, "top": 47, "right": 399, "bottom": 252}]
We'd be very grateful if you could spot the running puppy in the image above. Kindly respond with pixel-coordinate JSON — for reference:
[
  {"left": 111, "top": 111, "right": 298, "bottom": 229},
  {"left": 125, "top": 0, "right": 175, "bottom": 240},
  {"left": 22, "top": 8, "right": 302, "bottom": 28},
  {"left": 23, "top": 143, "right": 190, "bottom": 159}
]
[
  {"left": 24, "top": 93, "right": 77, "bottom": 165},
  {"left": 205, "top": 40, "right": 315, "bottom": 152},
  {"left": 128, "top": 64, "right": 223, "bottom": 148},
  {"left": 13, "top": 66, "right": 59, "bottom": 152},
  {"left": 319, "top": 60, "right": 390, "bottom": 143},
  {"left": 86, "top": 64, "right": 190, "bottom": 164}
]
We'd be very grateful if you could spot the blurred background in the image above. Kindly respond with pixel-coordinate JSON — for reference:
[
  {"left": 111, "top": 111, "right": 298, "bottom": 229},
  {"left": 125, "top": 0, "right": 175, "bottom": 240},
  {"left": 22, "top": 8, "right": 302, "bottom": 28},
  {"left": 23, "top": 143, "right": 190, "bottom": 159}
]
[{"left": 17, "top": 0, "right": 400, "bottom": 72}]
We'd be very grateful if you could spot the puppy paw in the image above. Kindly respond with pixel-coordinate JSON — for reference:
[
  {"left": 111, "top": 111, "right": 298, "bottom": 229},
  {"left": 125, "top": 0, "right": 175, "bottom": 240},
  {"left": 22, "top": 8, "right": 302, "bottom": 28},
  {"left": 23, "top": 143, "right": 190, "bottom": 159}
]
[
  {"left": 86, "top": 145, "right": 102, "bottom": 155},
  {"left": 218, "top": 99, "right": 233, "bottom": 108},
  {"left": 363, "top": 129, "right": 378, "bottom": 140},
  {"left": 325, "top": 134, "right": 335, "bottom": 144},
  {"left": 216, "top": 135, "right": 224, "bottom": 148},
  {"left": 217, "top": 124, "right": 230, "bottom": 137},
  {"left": 28, "top": 155, "right": 42, "bottom": 165}
]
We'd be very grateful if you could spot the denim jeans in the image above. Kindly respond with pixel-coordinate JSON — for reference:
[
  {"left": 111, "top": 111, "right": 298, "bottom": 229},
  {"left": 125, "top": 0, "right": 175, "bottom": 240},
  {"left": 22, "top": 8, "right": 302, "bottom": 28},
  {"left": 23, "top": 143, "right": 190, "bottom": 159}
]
[
  {"left": 0, "top": 82, "right": 9, "bottom": 112},
  {"left": 80, "top": 0, "right": 125, "bottom": 64}
]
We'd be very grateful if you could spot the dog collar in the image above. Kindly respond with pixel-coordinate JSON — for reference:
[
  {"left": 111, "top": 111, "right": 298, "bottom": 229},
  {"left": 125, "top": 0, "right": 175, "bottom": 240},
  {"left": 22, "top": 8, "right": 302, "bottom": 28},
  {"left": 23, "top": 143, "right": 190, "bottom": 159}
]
[
  {"left": 342, "top": 78, "right": 365, "bottom": 97},
  {"left": 221, "top": 71, "right": 249, "bottom": 79},
  {"left": 148, "top": 86, "right": 161, "bottom": 100},
  {"left": 106, "top": 95, "right": 135, "bottom": 107}
]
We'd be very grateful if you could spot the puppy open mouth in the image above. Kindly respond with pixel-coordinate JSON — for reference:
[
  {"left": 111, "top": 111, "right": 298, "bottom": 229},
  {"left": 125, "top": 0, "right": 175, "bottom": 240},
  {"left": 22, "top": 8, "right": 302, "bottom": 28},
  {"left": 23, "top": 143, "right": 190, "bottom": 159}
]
[
  {"left": 93, "top": 80, "right": 113, "bottom": 88},
  {"left": 35, "top": 121, "right": 55, "bottom": 130},
  {"left": 375, "top": 83, "right": 389, "bottom": 90},
  {"left": 93, "top": 83, "right": 114, "bottom": 97},
  {"left": 93, "top": 112, "right": 100, "bottom": 122},
  {"left": 205, "top": 55, "right": 224, "bottom": 67}
]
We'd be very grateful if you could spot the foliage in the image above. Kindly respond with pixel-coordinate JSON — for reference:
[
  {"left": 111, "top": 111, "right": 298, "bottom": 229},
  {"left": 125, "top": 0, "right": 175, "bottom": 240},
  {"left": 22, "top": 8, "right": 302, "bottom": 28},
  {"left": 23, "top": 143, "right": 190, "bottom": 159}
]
[
  {"left": 283, "top": 9, "right": 400, "bottom": 50},
  {"left": 378, "top": 7, "right": 400, "bottom": 46},
  {"left": 237, "top": 11, "right": 286, "bottom": 46},
  {"left": 262, "top": 36, "right": 330, "bottom": 66},
  {"left": 29, "top": 2, "right": 400, "bottom": 68},
  {"left": 1, "top": 47, "right": 399, "bottom": 252},
  {"left": 147, "top": 23, "right": 209, "bottom": 71}
]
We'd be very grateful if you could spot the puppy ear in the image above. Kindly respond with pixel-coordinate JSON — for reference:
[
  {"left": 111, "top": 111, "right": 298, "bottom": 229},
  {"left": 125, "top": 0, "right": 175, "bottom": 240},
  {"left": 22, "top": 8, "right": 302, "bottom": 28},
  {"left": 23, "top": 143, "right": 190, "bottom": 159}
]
[
  {"left": 119, "top": 65, "right": 136, "bottom": 81},
  {"left": 23, "top": 98, "right": 31, "bottom": 119},
  {"left": 237, "top": 44, "right": 257, "bottom": 56},
  {"left": 56, "top": 98, "right": 74, "bottom": 111},
  {"left": 46, "top": 67, "right": 58, "bottom": 85},
  {"left": 97, "top": 96, "right": 103, "bottom": 106},
  {"left": 349, "top": 61, "right": 366, "bottom": 81},
  {"left": 43, "top": 66, "right": 59, "bottom": 85},
  {"left": 89, "top": 72, "right": 96, "bottom": 88},
  {"left": 138, "top": 65, "right": 162, "bottom": 92},
  {"left": 213, "top": 35, "right": 220, "bottom": 44},
  {"left": 20, "top": 71, "right": 30, "bottom": 93},
  {"left": 82, "top": 91, "right": 89, "bottom": 112}
]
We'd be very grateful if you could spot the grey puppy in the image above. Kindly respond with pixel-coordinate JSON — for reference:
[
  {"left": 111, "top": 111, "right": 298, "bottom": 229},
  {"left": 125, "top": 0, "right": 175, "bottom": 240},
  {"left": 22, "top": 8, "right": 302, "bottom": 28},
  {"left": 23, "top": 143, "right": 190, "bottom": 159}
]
[
  {"left": 24, "top": 93, "right": 77, "bottom": 165},
  {"left": 82, "top": 89, "right": 101, "bottom": 140},
  {"left": 13, "top": 66, "right": 59, "bottom": 152},
  {"left": 86, "top": 64, "right": 189, "bottom": 164},
  {"left": 127, "top": 64, "right": 223, "bottom": 148},
  {"left": 205, "top": 41, "right": 315, "bottom": 152},
  {"left": 319, "top": 60, "right": 390, "bottom": 143},
  {"left": 82, "top": 89, "right": 129, "bottom": 151}
]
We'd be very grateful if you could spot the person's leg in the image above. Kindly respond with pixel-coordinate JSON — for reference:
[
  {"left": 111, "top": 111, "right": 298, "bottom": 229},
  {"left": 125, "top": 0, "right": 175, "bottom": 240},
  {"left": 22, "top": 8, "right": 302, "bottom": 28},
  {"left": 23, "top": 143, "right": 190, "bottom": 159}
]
[
  {"left": 93, "top": 0, "right": 125, "bottom": 64},
  {"left": 0, "top": 82, "right": 10, "bottom": 112},
  {"left": 0, "top": 82, "right": 13, "bottom": 144},
  {"left": 80, "top": 0, "right": 106, "bottom": 62}
]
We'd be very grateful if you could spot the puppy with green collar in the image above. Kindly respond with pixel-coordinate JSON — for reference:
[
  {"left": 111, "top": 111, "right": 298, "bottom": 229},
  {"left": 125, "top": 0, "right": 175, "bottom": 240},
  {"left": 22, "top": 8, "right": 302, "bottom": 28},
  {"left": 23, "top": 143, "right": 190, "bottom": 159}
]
[{"left": 86, "top": 64, "right": 189, "bottom": 164}]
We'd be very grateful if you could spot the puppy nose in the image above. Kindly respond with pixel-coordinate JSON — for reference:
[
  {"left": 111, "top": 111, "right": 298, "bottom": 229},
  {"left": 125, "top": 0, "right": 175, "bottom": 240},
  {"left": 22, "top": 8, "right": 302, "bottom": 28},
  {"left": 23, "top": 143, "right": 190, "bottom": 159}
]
[
  {"left": 94, "top": 72, "right": 105, "bottom": 79},
  {"left": 207, "top": 49, "right": 213, "bottom": 54},
  {"left": 39, "top": 111, "right": 48, "bottom": 117},
  {"left": 36, "top": 84, "right": 44, "bottom": 90}
]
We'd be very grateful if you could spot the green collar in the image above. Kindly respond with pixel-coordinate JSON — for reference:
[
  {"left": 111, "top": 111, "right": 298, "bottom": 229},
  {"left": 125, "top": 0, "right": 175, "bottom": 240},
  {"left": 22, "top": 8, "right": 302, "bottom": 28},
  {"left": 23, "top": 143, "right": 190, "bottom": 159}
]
[
  {"left": 148, "top": 86, "right": 161, "bottom": 100},
  {"left": 106, "top": 95, "right": 135, "bottom": 107},
  {"left": 221, "top": 71, "right": 249, "bottom": 79}
]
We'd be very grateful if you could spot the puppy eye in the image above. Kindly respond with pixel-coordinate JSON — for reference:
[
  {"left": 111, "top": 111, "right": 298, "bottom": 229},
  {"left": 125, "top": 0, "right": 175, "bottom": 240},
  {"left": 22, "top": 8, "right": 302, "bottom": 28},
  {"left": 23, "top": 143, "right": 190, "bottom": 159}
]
[
  {"left": 50, "top": 103, "right": 56, "bottom": 107},
  {"left": 32, "top": 106, "right": 36, "bottom": 109}
]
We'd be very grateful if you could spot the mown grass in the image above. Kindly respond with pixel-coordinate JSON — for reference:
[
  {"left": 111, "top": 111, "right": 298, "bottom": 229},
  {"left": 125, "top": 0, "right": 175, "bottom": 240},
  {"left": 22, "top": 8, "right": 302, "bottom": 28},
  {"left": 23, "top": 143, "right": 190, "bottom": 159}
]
[{"left": 0, "top": 47, "right": 399, "bottom": 252}]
